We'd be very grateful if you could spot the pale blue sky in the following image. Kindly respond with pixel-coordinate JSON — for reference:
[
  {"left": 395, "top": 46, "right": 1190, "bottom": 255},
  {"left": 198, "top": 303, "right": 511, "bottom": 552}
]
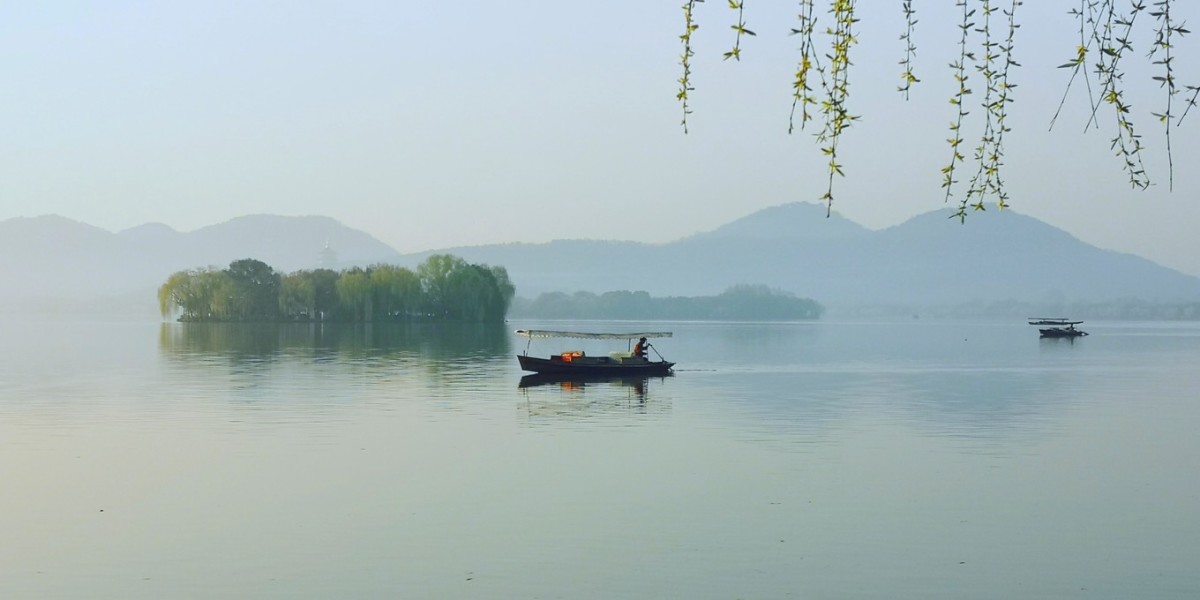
[{"left": 3, "top": 2, "right": 1199, "bottom": 275}]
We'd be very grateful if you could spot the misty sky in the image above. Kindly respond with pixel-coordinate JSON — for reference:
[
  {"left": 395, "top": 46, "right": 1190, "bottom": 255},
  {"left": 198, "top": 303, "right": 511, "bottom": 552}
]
[{"left": 3, "top": 2, "right": 1199, "bottom": 275}]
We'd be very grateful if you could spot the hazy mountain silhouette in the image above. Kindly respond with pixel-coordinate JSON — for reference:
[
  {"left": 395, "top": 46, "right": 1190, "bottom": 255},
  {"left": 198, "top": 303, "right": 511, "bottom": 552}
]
[
  {"left": 0, "top": 214, "right": 395, "bottom": 313},
  {"left": 3, "top": 203, "right": 1198, "bottom": 315},
  {"left": 409, "top": 202, "right": 1200, "bottom": 307}
]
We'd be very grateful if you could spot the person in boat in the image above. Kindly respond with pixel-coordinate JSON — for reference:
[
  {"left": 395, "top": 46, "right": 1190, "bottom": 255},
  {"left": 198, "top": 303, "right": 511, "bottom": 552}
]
[{"left": 633, "top": 337, "right": 649, "bottom": 359}]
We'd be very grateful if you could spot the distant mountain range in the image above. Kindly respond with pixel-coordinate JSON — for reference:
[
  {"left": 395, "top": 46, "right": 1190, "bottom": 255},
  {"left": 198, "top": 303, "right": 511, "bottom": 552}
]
[
  {"left": 3, "top": 203, "right": 1199, "bottom": 316},
  {"left": 411, "top": 203, "right": 1200, "bottom": 308},
  {"left": 0, "top": 214, "right": 393, "bottom": 314}
]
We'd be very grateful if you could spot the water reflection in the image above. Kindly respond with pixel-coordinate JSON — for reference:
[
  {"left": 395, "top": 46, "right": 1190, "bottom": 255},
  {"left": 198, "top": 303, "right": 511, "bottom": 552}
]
[
  {"left": 1038, "top": 335, "right": 1086, "bottom": 347},
  {"left": 517, "top": 374, "right": 673, "bottom": 421},
  {"left": 518, "top": 372, "right": 672, "bottom": 389},
  {"left": 159, "top": 321, "right": 511, "bottom": 362},
  {"left": 6, "top": 318, "right": 1200, "bottom": 598}
]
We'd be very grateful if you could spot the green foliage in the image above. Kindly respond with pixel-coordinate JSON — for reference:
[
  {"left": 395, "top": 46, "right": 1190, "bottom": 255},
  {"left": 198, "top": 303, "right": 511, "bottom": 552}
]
[
  {"left": 1054, "top": 0, "right": 1150, "bottom": 190},
  {"left": 158, "top": 270, "right": 194, "bottom": 319},
  {"left": 816, "top": 0, "right": 859, "bottom": 215},
  {"left": 898, "top": 0, "right": 920, "bottom": 99},
  {"left": 158, "top": 268, "right": 235, "bottom": 321},
  {"left": 336, "top": 267, "right": 374, "bottom": 321},
  {"left": 788, "top": 1, "right": 819, "bottom": 133},
  {"left": 952, "top": 0, "right": 1021, "bottom": 220},
  {"left": 225, "top": 258, "right": 281, "bottom": 321},
  {"left": 279, "top": 272, "right": 316, "bottom": 320},
  {"left": 1147, "top": 0, "right": 1187, "bottom": 189},
  {"left": 371, "top": 264, "right": 422, "bottom": 321},
  {"left": 785, "top": 0, "right": 859, "bottom": 216},
  {"left": 159, "top": 256, "right": 514, "bottom": 323},
  {"left": 678, "top": 0, "right": 702, "bottom": 133},
  {"left": 510, "top": 285, "right": 824, "bottom": 321},
  {"left": 723, "top": 0, "right": 756, "bottom": 61},
  {"left": 417, "top": 254, "right": 515, "bottom": 322},
  {"left": 680, "top": 0, "right": 1194, "bottom": 214}
]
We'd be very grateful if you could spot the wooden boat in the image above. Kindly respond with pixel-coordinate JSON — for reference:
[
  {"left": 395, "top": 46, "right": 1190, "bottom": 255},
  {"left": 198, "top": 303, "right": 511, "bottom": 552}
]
[
  {"left": 1028, "top": 317, "right": 1088, "bottom": 338},
  {"left": 515, "top": 329, "right": 675, "bottom": 375}
]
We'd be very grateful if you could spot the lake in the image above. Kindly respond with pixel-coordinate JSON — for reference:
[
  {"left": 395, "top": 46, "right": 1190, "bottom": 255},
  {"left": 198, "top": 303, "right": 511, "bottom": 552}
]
[{"left": 1, "top": 316, "right": 1197, "bottom": 599}]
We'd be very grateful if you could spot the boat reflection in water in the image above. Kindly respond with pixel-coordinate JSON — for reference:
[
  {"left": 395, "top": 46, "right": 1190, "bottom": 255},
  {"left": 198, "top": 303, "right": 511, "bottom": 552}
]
[
  {"left": 518, "top": 372, "right": 673, "bottom": 390},
  {"left": 518, "top": 373, "right": 674, "bottom": 419}
]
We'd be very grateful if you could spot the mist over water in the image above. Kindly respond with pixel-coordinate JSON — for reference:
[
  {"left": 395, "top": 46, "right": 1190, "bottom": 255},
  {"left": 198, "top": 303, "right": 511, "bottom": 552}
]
[{"left": 2, "top": 316, "right": 1197, "bottom": 598}]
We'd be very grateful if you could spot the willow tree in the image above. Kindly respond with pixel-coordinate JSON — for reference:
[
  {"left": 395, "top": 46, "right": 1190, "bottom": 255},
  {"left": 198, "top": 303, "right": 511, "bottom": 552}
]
[
  {"left": 158, "top": 270, "right": 195, "bottom": 320},
  {"left": 336, "top": 267, "right": 374, "bottom": 322},
  {"left": 279, "top": 272, "right": 317, "bottom": 319},
  {"left": 225, "top": 258, "right": 281, "bottom": 321},
  {"left": 677, "top": 1, "right": 1197, "bottom": 220},
  {"left": 370, "top": 264, "right": 422, "bottom": 320},
  {"left": 418, "top": 254, "right": 515, "bottom": 322},
  {"left": 158, "top": 267, "right": 235, "bottom": 321}
]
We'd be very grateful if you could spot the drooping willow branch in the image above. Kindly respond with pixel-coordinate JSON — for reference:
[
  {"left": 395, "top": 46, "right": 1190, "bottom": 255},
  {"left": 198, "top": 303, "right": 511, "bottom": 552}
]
[
  {"left": 724, "top": 1, "right": 756, "bottom": 61},
  {"left": 1054, "top": 1, "right": 1149, "bottom": 190},
  {"left": 944, "top": 0, "right": 1024, "bottom": 221},
  {"left": 677, "top": 0, "right": 1194, "bottom": 215},
  {"left": 677, "top": 0, "right": 701, "bottom": 134},
  {"left": 1093, "top": 0, "right": 1150, "bottom": 189},
  {"left": 989, "top": 1, "right": 1022, "bottom": 209},
  {"left": 813, "top": 1, "right": 859, "bottom": 217},
  {"left": 958, "top": 0, "right": 1022, "bottom": 218},
  {"left": 784, "top": 1, "right": 859, "bottom": 216},
  {"left": 899, "top": 0, "right": 920, "bottom": 99},
  {"left": 1149, "top": 0, "right": 1182, "bottom": 190},
  {"left": 788, "top": 1, "right": 821, "bottom": 133},
  {"left": 1051, "top": 0, "right": 1101, "bottom": 133},
  {"left": 943, "top": 0, "right": 975, "bottom": 216}
]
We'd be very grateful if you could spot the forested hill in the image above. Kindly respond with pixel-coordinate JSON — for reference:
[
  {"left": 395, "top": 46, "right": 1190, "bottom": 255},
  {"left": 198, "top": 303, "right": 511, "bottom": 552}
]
[{"left": 5, "top": 203, "right": 1200, "bottom": 315}]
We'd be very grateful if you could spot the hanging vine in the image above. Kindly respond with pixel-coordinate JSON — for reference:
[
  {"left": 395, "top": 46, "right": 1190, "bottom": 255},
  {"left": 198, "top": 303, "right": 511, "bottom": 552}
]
[
  {"left": 723, "top": 1, "right": 756, "bottom": 61},
  {"left": 898, "top": 0, "right": 920, "bottom": 99},
  {"left": 788, "top": 1, "right": 821, "bottom": 133},
  {"left": 1149, "top": 0, "right": 1182, "bottom": 190},
  {"left": 1051, "top": 0, "right": 1099, "bottom": 132},
  {"left": 677, "top": 0, "right": 701, "bottom": 134},
  {"left": 677, "top": 0, "right": 1193, "bottom": 215},
  {"left": 942, "top": 0, "right": 975, "bottom": 216},
  {"left": 987, "top": 1, "right": 1021, "bottom": 209},
  {"left": 956, "top": 1, "right": 1022, "bottom": 218},
  {"left": 1094, "top": 1, "right": 1150, "bottom": 189},
  {"left": 814, "top": 1, "right": 859, "bottom": 216}
]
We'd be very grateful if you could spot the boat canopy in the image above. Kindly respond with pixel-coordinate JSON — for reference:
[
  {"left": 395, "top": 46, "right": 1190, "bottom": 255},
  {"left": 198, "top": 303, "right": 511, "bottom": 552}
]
[
  {"left": 1027, "top": 318, "right": 1083, "bottom": 326},
  {"left": 515, "top": 329, "right": 673, "bottom": 340}
]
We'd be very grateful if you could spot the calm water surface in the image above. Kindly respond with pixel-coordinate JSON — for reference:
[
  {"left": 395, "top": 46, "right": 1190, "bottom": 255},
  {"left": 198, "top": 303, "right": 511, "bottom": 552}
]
[{"left": 1, "top": 317, "right": 1197, "bottom": 599}]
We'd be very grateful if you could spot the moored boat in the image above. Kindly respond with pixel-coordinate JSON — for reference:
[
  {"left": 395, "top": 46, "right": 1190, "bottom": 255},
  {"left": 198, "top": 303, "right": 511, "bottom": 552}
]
[
  {"left": 1028, "top": 317, "right": 1088, "bottom": 338},
  {"left": 515, "top": 329, "right": 675, "bottom": 375}
]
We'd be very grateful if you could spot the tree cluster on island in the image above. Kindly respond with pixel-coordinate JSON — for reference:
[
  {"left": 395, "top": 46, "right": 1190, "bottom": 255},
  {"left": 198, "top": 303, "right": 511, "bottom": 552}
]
[
  {"left": 158, "top": 255, "right": 514, "bottom": 323},
  {"left": 509, "top": 284, "right": 824, "bottom": 321}
]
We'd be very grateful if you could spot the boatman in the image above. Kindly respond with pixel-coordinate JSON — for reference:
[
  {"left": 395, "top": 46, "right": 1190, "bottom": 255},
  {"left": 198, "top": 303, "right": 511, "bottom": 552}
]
[{"left": 633, "top": 337, "right": 649, "bottom": 358}]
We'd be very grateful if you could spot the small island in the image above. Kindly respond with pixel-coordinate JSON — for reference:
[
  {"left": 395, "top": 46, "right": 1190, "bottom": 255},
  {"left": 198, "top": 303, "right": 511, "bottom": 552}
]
[{"left": 159, "top": 255, "right": 514, "bottom": 323}]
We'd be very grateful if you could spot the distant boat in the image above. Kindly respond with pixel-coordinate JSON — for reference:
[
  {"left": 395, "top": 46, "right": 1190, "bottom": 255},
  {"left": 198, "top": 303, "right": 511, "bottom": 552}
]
[
  {"left": 1028, "top": 317, "right": 1088, "bottom": 338},
  {"left": 515, "top": 329, "right": 675, "bottom": 375}
]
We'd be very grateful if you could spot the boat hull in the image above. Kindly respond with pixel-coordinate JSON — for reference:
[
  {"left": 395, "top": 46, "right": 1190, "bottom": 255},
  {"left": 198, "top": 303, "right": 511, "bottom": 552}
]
[
  {"left": 1039, "top": 327, "right": 1088, "bottom": 338},
  {"left": 517, "top": 354, "right": 675, "bottom": 375}
]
